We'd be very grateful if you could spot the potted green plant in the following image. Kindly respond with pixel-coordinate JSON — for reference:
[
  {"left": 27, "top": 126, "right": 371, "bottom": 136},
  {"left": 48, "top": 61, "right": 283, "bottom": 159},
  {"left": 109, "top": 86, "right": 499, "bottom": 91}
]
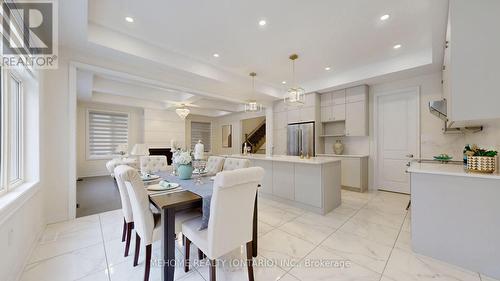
[{"left": 464, "top": 144, "right": 498, "bottom": 173}]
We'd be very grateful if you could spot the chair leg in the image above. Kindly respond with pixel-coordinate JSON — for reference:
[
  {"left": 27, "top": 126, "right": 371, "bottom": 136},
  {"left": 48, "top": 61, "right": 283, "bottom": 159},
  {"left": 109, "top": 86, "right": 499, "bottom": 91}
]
[
  {"left": 246, "top": 242, "right": 254, "bottom": 281},
  {"left": 134, "top": 233, "right": 141, "bottom": 267},
  {"left": 209, "top": 259, "right": 216, "bottom": 281},
  {"left": 184, "top": 238, "right": 191, "bottom": 272},
  {"left": 198, "top": 249, "right": 204, "bottom": 260},
  {"left": 124, "top": 222, "right": 133, "bottom": 257},
  {"left": 121, "top": 218, "right": 127, "bottom": 242},
  {"left": 144, "top": 244, "right": 152, "bottom": 281}
]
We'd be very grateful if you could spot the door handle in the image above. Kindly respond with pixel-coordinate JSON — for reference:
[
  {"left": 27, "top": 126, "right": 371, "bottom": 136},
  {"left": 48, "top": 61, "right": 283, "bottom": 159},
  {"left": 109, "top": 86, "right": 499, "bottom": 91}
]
[{"left": 406, "top": 154, "right": 414, "bottom": 158}]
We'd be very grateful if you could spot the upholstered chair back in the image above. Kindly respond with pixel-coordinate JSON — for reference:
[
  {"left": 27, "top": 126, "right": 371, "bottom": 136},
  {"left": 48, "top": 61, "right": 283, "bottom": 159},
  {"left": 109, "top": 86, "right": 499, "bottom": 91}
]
[
  {"left": 207, "top": 167, "right": 264, "bottom": 258},
  {"left": 114, "top": 165, "right": 134, "bottom": 223},
  {"left": 140, "top": 155, "right": 168, "bottom": 174},
  {"left": 222, "top": 158, "right": 250, "bottom": 171},
  {"left": 115, "top": 165, "right": 156, "bottom": 245},
  {"left": 206, "top": 156, "right": 225, "bottom": 176}
]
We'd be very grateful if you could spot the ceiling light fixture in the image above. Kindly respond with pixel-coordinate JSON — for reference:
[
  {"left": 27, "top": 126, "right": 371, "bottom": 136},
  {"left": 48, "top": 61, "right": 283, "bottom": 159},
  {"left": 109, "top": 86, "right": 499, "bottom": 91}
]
[
  {"left": 245, "top": 72, "right": 263, "bottom": 113},
  {"left": 325, "top": 67, "right": 331, "bottom": 71},
  {"left": 380, "top": 14, "right": 390, "bottom": 21},
  {"left": 213, "top": 53, "right": 220, "bottom": 58},
  {"left": 393, "top": 44, "right": 402, "bottom": 49},
  {"left": 175, "top": 104, "right": 190, "bottom": 119},
  {"left": 282, "top": 81, "right": 287, "bottom": 85},
  {"left": 258, "top": 19, "right": 267, "bottom": 26},
  {"left": 125, "top": 17, "right": 134, "bottom": 23},
  {"left": 284, "top": 54, "right": 305, "bottom": 106}
]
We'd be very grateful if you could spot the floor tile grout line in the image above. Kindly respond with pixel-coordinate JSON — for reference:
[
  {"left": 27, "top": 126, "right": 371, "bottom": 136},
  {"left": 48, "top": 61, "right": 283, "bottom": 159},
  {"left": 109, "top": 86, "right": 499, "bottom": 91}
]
[
  {"left": 26, "top": 239, "right": 105, "bottom": 267},
  {"left": 98, "top": 215, "right": 112, "bottom": 281},
  {"left": 377, "top": 209, "right": 409, "bottom": 281},
  {"left": 281, "top": 192, "right": 379, "bottom": 277}
]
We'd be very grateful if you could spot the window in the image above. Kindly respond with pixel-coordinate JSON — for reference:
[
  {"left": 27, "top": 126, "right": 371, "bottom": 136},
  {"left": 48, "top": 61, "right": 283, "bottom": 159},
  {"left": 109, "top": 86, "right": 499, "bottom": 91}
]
[
  {"left": 191, "top": 122, "right": 211, "bottom": 152},
  {"left": 87, "top": 110, "right": 129, "bottom": 159},
  {"left": 0, "top": 68, "right": 24, "bottom": 194}
]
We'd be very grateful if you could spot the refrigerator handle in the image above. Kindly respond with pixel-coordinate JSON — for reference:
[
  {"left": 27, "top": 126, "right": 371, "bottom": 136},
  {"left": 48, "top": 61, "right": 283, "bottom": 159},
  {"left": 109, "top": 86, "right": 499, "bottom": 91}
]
[{"left": 298, "top": 128, "right": 302, "bottom": 154}]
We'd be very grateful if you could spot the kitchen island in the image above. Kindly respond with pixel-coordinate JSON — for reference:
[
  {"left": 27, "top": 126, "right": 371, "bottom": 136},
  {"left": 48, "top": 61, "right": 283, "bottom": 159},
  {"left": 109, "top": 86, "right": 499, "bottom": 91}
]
[
  {"left": 228, "top": 154, "right": 341, "bottom": 214},
  {"left": 408, "top": 162, "right": 500, "bottom": 279}
]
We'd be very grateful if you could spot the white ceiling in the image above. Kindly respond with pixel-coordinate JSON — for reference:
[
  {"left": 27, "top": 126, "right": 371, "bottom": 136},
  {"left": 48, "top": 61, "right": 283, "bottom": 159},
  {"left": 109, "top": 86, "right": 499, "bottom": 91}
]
[{"left": 61, "top": 0, "right": 449, "bottom": 116}]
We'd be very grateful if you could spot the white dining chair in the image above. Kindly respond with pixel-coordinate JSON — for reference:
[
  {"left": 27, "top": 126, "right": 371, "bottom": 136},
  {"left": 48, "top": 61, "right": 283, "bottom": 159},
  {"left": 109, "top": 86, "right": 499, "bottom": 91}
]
[
  {"left": 114, "top": 165, "right": 136, "bottom": 257},
  {"left": 222, "top": 158, "right": 251, "bottom": 171},
  {"left": 182, "top": 167, "right": 264, "bottom": 281},
  {"left": 115, "top": 165, "right": 201, "bottom": 281},
  {"left": 140, "top": 155, "right": 169, "bottom": 174},
  {"left": 206, "top": 156, "right": 225, "bottom": 176}
]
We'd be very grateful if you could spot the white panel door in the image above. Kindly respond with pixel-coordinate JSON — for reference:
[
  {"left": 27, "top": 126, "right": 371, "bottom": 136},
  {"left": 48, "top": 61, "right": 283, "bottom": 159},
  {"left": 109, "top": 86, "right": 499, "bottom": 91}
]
[{"left": 376, "top": 89, "right": 419, "bottom": 194}]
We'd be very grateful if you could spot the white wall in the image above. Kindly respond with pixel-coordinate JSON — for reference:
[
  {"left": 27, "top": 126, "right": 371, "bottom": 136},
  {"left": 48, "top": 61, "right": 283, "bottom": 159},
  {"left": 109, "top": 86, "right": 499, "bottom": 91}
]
[
  {"left": 76, "top": 101, "right": 144, "bottom": 178},
  {"left": 144, "top": 108, "right": 186, "bottom": 149},
  {"left": 212, "top": 111, "right": 266, "bottom": 155},
  {"left": 368, "top": 72, "right": 500, "bottom": 190}
]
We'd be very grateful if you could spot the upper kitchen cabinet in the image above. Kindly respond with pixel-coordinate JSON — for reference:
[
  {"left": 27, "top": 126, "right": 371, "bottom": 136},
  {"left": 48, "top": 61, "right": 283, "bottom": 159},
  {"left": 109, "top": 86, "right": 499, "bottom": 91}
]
[
  {"left": 320, "top": 85, "right": 368, "bottom": 136},
  {"left": 443, "top": 0, "right": 500, "bottom": 123}
]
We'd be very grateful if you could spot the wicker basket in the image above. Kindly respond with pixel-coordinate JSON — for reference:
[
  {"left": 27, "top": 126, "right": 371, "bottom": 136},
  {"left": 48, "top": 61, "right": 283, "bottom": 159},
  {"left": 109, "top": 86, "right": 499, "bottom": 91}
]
[{"left": 467, "top": 156, "right": 497, "bottom": 173}]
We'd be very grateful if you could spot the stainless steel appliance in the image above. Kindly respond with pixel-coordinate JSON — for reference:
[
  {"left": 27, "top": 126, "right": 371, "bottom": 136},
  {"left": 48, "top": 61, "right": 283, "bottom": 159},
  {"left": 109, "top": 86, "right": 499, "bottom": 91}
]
[{"left": 287, "top": 122, "right": 315, "bottom": 156}]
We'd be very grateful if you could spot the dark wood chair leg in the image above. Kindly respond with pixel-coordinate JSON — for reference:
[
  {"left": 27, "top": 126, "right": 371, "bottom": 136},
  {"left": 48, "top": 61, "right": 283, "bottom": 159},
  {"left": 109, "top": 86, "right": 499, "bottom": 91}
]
[
  {"left": 246, "top": 242, "right": 254, "bottom": 281},
  {"left": 406, "top": 200, "right": 411, "bottom": 210},
  {"left": 184, "top": 238, "right": 191, "bottom": 272},
  {"left": 124, "top": 222, "right": 133, "bottom": 257},
  {"left": 209, "top": 259, "right": 216, "bottom": 281},
  {"left": 198, "top": 249, "right": 204, "bottom": 260},
  {"left": 122, "top": 218, "right": 127, "bottom": 242},
  {"left": 134, "top": 233, "right": 141, "bottom": 266},
  {"left": 144, "top": 244, "right": 152, "bottom": 281}
]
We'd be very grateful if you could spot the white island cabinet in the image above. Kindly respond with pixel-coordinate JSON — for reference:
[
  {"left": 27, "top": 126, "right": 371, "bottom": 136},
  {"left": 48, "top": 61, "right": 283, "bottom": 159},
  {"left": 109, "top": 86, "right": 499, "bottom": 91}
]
[
  {"left": 408, "top": 163, "right": 500, "bottom": 279},
  {"left": 229, "top": 155, "right": 341, "bottom": 214}
]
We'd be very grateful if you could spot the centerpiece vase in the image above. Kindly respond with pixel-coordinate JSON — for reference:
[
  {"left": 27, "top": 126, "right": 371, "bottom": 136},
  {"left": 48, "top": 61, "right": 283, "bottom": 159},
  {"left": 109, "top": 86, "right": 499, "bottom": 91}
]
[{"left": 177, "top": 164, "right": 193, "bottom": 180}]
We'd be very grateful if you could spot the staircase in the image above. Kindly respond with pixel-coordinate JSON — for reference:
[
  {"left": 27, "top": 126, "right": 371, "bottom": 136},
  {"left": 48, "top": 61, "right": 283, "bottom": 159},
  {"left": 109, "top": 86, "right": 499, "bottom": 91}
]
[{"left": 242, "top": 120, "right": 266, "bottom": 153}]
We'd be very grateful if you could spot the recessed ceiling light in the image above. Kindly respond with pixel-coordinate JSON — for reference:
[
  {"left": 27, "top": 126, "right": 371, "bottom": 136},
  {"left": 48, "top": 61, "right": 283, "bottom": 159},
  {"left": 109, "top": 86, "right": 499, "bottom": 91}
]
[
  {"left": 282, "top": 81, "right": 287, "bottom": 85},
  {"left": 393, "top": 44, "right": 402, "bottom": 49},
  {"left": 325, "top": 67, "right": 331, "bottom": 71},
  {"left": 213, "top": 53, "right": 220, "bottom": 58},
  {"left": 258, "top": 20, "right": 267, "bottom": 26},
  {"left": 380, "top": 14, "right": 390, "bottom": 21},
  {"left": 125, "top": 17, "right": 134, "bottom": 23}
]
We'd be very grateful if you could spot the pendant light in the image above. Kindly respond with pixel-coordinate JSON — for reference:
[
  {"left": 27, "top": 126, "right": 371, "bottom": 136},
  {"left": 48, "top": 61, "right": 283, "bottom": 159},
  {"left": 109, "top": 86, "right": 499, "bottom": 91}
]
[
  {"left": 175, "top": 104, "right": 190, "bottom": 119},
  {"left": 244, "top": 72, "right": 263, "bottom": 112},
  {"left": 284, "top": 54, "right": 305, "bottom": 106}
]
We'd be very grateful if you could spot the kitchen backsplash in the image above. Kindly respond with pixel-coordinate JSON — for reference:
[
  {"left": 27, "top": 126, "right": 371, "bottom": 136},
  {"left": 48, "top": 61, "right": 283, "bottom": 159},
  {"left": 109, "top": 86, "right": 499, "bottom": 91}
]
[{"left": 324, "top": 136, "right": 369, "bottom": 155}]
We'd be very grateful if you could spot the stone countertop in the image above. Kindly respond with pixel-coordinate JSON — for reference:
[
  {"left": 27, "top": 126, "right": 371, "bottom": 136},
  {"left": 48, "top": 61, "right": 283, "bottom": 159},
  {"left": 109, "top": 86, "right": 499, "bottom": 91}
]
[
  {"left": 316, "top": 154, "right": 369, "bottom": 158},
  {"left": 225, "top": 154, "right": 341, "bottom": 165},
  {"left": 407, "top": 162, "right": 500, "bottom": 180}
]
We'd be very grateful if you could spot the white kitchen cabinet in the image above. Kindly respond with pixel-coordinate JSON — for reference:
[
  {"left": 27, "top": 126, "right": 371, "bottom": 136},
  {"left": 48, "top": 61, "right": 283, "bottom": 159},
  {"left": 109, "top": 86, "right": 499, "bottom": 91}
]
[
  {"left": 317, "top": 154, "right": 369, "bottom": 192},
  {"left": 299, "top": 106, "right": 315, "bottom": 122},
  {"left": 443, "top": 0, "right": 500, "bottom": 123},
  {"left": 274, "top": 111, "right": 288, "bottom": 130},
  {"left": 321, "top": 106, "right": 331, "bottom": 122},
  {"left": 272, "top": 162, "right": 295, "bottom": 200},
  {"left": 294, "top": 164, "right": 322, "bottom": 207},
  {"left": 346, "top": 86, "right": 367, "bottom": 103},
  {"left": 332, "top": 104, "right": 346, "bottom": 121},
  {"left": 287, "top": 108, "right": 300, "bottom": 124},
  {"left": 273, "top": 128, "right": 287, "bottom": 155},
  {"left": 320, "top": 92, "right": 332, "bottom": 107},
  {"left": 253, "top": 160, "right": 273, "bottom": 194},
  {"left": 345, "top": 100, "right": 367, "bottom": 136},
  {"left": 332, "top": 90, "right": 346, "bottom": 105},
  {"left": 273, "top": 100, "right": 288, "bottom": 113}
]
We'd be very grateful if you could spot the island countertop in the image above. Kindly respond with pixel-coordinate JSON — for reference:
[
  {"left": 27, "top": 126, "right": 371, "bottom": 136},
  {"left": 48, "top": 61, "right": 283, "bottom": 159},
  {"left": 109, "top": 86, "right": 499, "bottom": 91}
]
[
  {"left": 408, "top": 162, "right": 500, "bottom": 180},
  {"left": 225, "top": 154, "right": 341, "bottom": 165}
]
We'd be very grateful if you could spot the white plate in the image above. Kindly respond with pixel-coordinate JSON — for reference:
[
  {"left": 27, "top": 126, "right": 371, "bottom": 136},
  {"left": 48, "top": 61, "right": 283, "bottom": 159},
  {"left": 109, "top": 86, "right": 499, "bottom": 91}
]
[
  {"left": 141, "top": 174, "right": 160, "bottom": 181},
  {"left": 147, "top": 183, "right": 180, "bottom": 191}
]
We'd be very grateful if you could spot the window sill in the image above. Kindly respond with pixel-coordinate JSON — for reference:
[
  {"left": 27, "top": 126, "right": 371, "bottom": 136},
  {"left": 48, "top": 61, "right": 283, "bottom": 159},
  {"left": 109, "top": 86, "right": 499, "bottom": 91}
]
[{"left": 0, "top": 181, "right": 41, "bottom": 225}]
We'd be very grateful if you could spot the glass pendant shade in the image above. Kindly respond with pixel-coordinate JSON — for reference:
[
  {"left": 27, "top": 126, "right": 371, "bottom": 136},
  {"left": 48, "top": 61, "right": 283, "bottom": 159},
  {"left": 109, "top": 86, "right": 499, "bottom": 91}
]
[
  {"left": 175, "top": 107, "right": 190, "bottom": 119},
  {"left": 244, "top": 72, "right": 263, "bottom": 112},
  {"left": 284, "top": 54, "right": 305, "bottom": 106}
]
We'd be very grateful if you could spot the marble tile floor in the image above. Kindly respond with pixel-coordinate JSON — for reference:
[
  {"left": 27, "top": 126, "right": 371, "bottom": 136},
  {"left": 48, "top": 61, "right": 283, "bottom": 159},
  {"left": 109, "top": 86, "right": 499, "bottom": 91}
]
[{"left": 20, "top": 190, "right": 499, "bottom": 281}]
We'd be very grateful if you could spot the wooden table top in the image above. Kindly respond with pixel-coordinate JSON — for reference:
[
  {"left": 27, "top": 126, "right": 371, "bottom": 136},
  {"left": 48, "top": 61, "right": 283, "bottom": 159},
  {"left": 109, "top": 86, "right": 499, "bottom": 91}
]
[{"left": 150, "top": 190, "right": 202, "bottom": 210}]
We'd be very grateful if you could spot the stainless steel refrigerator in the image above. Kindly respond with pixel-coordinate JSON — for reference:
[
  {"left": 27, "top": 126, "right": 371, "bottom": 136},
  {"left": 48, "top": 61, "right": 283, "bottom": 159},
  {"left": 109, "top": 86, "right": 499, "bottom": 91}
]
[{"left": 287, "top": 122, "right": 315, "bottom": 156}]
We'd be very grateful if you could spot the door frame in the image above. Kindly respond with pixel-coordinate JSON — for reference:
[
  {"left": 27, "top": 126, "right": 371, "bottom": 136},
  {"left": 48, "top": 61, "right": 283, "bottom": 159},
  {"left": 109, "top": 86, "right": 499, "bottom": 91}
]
[{"left": 373, "top": 86, "right": 421, "bottom": 193}]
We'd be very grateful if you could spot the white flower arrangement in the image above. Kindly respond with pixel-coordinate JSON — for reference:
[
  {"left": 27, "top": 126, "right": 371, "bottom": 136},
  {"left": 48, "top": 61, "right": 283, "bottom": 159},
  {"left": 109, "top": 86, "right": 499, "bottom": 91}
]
[
  {"left": 172, "top": 149, "right": 182, "bottom": 164},
  {"left": 175, "top": 151, "right": 192, "bottom": 165}
]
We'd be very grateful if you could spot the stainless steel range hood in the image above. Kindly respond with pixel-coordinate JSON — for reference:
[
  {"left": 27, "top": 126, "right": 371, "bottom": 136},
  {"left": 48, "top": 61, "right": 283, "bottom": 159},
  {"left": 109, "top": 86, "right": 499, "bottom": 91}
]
[{"left": 428, "top": 99, "right": 483, "bottom": 134}]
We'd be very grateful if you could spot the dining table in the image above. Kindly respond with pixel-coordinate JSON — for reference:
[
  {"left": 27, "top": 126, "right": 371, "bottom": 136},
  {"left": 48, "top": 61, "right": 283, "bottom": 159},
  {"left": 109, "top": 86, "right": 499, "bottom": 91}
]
[{"left": 147, "top": 172, "right": 259, "bottom": 281}]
